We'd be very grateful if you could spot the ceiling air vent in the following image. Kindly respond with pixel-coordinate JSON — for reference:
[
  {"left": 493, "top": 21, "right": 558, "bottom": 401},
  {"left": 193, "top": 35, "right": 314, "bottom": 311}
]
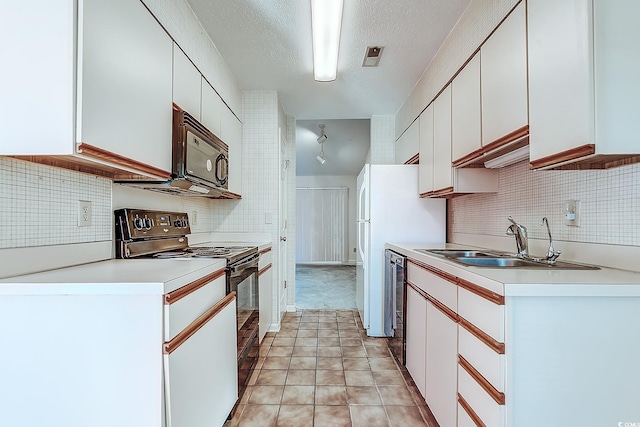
[{"left": 362, "top": 46, "right": 384, "bottom": 67}]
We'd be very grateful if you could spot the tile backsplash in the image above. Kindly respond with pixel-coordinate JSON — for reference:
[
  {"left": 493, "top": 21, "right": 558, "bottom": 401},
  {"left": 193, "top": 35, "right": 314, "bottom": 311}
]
[
  {"left": 0, "top": 157, "right": 111, "bottom": 249},
  {"left": 450, "top": 161, "right": 640, "bottom": 246}
]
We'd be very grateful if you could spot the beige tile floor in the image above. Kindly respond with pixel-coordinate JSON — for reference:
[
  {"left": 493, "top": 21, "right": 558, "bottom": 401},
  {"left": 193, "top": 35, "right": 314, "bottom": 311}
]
[{"left": 227, "top": 309, "right": 437, "bottom": 427}]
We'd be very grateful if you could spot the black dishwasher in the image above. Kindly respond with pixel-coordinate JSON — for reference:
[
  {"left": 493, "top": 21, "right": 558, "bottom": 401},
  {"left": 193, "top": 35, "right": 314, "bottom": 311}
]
[{"left": 384, "top": 249, "right": 406, "bottom": 365}]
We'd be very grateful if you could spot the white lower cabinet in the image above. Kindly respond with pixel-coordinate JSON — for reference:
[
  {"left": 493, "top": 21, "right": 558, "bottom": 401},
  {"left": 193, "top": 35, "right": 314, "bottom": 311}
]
[
  {"left": 425, "top": 301, "right": 458, "bottom": 427},
  {"left": 164, "top": 296, "right": 237, "bottom": 427},
  {"left": 406, "top": 258, "right": 505, "bottom": 427},
  {"left": 405, "top": 284, "right": 427, "bottom": 398},
  {"left": 258, "top": 248, "right": 273, "bottom": 342}
]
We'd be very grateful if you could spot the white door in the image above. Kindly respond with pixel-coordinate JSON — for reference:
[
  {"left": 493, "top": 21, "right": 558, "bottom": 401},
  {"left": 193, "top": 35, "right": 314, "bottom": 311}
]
[{"left": 278, "top": 128, "right": 289, "bottom": 319}]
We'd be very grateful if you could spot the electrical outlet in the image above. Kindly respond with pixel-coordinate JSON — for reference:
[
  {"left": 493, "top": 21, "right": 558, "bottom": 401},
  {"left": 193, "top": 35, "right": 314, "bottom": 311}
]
[
  {"left": 265, "top": 213, "right": 273, "bottom": 224},
  {"left": 78, "top": 201, "right": 91, "bottom": 227},
  {"left": 564, "top": 200, "right": 581, "bottom": 226},
  {"left": 353, "top": 248, "right": 357, "bottom": 253}
]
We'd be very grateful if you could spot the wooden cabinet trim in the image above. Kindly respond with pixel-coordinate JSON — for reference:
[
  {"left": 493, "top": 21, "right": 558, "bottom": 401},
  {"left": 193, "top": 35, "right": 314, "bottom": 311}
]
[
  {"left": 453, "top": 126, "right": 529, "bottom": 167},
  {"left": 164, "top": 292, "right": 235, "bottom": 354},
  {"left": 408, "top": 258, "right": 457, "bottom": 284},
  {"left": 458, "top": 393, "right": 487, "bottom": 427},
  {"left": 164, "top": 268, "right": 226, "bottom": 305},
  {"left": 457, "top": 277, "right": 504, "bottom": 305},
  {"left": 425, "top": 294, "right": 458, "bottom": 323},
  {"left": 459, "top": 317, "right": 505, "bottom": 355},
  {"left": 258, "top": 263, "right": 272, "bottom": 277},
  {"left": 407, "top": 280, "right": 429, "bottom": 301},
  {"left": 259, "top": 247, "right": 272, "bottom": 255},
  {"left": 77, "top": 143, "right": 172, "bottom": 179},
  {"left": 405, "top": 153, "right": 420, "bottom": 165},
  {"left": 459, "top": 355, "right": 505, "bottom": 405},
  {"left": 431, "top": 186, "right": 455, "bottom": 197},
  {"left": 529, "top": 144, "right": 595, "bottom": 169},
  {"left": 216, "top": 191, "right": 242, "bottom": 200}
]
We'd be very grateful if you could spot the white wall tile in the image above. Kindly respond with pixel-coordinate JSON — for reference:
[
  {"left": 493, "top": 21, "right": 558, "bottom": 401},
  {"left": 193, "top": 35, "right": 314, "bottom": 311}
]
[
  {"left": 0, "top": 158, "right": 111, "bottom": 249},
  {"left": 370, "top": 115, "right": 395, "bottom": 164},
  {"left": 449, "top": 161, "right": 640, "bottom": 246}
]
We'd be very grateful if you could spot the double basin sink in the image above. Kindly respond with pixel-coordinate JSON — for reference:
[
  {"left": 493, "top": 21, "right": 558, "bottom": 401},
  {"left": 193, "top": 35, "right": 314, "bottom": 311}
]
[{"left": 417, "top": 249, "right": 600, "bottom": 270}]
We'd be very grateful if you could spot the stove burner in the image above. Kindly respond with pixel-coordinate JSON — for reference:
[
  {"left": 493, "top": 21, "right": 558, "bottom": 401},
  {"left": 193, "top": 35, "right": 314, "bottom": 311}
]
[{"left": 186, "top": 247, "right": 232, "bottom": 257}]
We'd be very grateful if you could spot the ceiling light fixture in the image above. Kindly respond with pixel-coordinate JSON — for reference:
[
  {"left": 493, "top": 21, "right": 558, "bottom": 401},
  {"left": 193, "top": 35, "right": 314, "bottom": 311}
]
[
  {"left": 316, "top": 124, "right": 327, "bottom": 164},
  {"left": 311, "top": 0, "right": 344, "bottom": 82}
]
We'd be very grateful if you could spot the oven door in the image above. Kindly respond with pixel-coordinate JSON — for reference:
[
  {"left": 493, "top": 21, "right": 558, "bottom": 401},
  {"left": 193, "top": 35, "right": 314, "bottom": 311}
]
[{"left": 227, "top": 253, "right": 260, "bottom": 407}]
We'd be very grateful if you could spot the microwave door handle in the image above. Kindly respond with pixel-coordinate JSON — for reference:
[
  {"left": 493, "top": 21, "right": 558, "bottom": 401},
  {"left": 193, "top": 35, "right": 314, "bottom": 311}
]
[{"left": 215, "top": 154, "right": 228, "bottom": 185}]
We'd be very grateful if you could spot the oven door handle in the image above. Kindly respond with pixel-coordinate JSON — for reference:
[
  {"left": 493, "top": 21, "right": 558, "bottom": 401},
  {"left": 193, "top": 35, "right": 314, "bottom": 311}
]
[{"left": 229, "top": 253, "right": 260, "bottom": 272}]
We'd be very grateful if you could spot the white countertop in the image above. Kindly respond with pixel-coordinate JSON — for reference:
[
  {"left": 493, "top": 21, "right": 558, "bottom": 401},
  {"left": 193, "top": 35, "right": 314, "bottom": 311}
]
[
  {"left": 386, "top": 242, "right": 640, "bottom": 297},
  {"left": 0, "top": 258, "right": 226, "bottom": 295}
]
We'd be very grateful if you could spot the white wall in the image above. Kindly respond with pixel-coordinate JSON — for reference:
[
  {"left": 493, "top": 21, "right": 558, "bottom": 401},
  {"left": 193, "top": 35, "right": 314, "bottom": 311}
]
[
  {"left": 370, "top": 115, "right": 395, "bottom": 164},
  {"left": 296, "top": 175, "right": 358, "bottom": 264}
]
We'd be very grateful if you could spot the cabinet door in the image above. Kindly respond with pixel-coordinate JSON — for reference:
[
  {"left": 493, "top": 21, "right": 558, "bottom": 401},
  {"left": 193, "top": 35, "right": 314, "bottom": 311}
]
[
  {"left": 396, "top": 120, "right": 419, "bottom": 164},
  {"left": 79, "top": 0, "right": 173, "bottom": 172},
  {"left": 481, "top": 1, "right": 528, "bottom": 146},
  {"left": 528, "top": 0, "right": 591, "bottom": 163},
  {"left": 433, "top": 85, "right": 452, "bottom": 192},
  {"left": 452, "top": 53, "right": 482, "bottom": 162},
  {"left": 221, "top": 106, "right": 243, "bottom": 195},
  {"left": 418, "top": 105, "right": 435, "bottom": 195},
  {"left": 0, "top": 1, "right": 75, "bottom": 155},
  {"left": 405, "top": 284, "right": 427, "bottom": 398},
  {"left": 165, "top": 296, "right": 238, "bottom": 427},
  {"left": 258, "top": 250, "right": 273, "bottom": 342},
  {"left": 425, "top": 300, "right": 458, "bottom": 427},
  {"left": 201, "top": 80, "right": 223, "bottom": 137},
  {"left": 172, "top": 44, "right": 202, "bottom": 120}
]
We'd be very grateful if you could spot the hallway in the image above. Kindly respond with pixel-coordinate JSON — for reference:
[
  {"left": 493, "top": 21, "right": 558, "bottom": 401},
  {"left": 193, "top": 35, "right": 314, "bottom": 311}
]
[
  {"left": 295, "top": 264, "right": 357, "bottom": 310},
  {"left": 227, "top": 310, "right": 436, "bottom": 427}
]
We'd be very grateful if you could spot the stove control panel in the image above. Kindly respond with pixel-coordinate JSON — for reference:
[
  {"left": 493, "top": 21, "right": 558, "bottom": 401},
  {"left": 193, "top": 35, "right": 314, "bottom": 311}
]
[{"left": 115, "top": 209, "right": 191, "bottom": 241}]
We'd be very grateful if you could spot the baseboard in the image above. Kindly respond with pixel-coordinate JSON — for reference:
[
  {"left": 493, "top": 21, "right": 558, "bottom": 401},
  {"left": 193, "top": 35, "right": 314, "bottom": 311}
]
[
  {"left": 287, "top": 304, "right": 297, "bottom": 312},
  {"left": 267, "top": 323, "right": 281, "bottom": 333}
]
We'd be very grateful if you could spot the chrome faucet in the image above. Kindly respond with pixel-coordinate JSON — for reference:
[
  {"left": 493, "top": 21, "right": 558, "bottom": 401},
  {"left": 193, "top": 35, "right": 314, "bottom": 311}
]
[
  {"left": 506, "top": 216, "right": 529, "bottom": 258},
  {"left": 541, "top": 217, "right": 561, "bottom": 264}
]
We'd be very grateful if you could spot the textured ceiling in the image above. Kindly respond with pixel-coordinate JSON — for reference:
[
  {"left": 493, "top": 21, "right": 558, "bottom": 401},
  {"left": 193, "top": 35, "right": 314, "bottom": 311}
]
[{"left": 186, "top": 0, "right": 472, "bottom": 175}]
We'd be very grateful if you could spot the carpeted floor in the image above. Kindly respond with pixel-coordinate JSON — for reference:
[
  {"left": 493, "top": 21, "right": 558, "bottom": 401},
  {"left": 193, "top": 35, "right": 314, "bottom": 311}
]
[{"left": 295, "top": 264, "right": 357, "bottom": 310}]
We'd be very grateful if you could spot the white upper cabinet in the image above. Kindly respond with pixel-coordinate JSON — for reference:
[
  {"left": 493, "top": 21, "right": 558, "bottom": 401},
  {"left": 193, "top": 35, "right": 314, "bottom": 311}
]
[
  {"left": 451, "top": 53, "right": 482, "bottom": 163},
  {"left": 0, "top": 0, "right": 173, "bottom": 179},
  {"left": 395, "top": 120, "right": 420, "bottom": 165},
  {"left": 418, "top": 104, "right": 435, "bottom": 196},
  {"left": 78, "top": 0, "right": 173, "bottom": 174},
  {"left": 172, "top": 44, "right": 202, "bottom": 120},
  {"left": 201, "top": 80, "right": 224, "bottom": 138},
  {"left": 528, "top": 0, "right": 640, "bottom": 169},
  {"left": 480, "top": 1, "right": 528, "bottom": 147},
  {"left": 419, "top": 89, "right": 497, "bottom": 198},
  {"left": 221, "top": 106, "right": 243, "bottom": 196},
  {"left": 433, "top": 86, "right": 453, "bottom": 193}
]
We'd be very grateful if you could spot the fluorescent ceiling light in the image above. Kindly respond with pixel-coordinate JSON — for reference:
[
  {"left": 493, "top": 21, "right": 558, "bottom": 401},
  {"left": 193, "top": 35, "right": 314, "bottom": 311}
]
[
  {"left": 484, "top": 146, "right": 530, "bottom": 168},
  {"left": 311, "top": 0, "right": 343, "bottom": 82}
]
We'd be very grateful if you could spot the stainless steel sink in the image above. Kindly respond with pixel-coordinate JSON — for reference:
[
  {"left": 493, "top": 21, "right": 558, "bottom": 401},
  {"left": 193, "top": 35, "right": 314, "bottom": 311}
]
[
  {"left": 417, "top": 249, "right": 600, "bottom": 270},
  {"left": 454, "top": 257, "right": 599, "bottom": 270},
  {"left": 416, "top": 249, "right": 504, "bottom": 258}
]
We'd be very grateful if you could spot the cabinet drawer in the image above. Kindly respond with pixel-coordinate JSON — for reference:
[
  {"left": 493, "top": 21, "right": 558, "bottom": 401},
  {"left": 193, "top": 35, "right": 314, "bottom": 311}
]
[
  {"left": 458, "top": 286, "right": 503, "bottom": 342},
  {"left": 458, "top": 365, "right": 504, "bottom": 427},
  {"left": 407, "top": 261, "right": 457, "bottom": 312},
  {"left": 459, "top": 326, "right": 505, "bottom": 392},
  {"left": 259, "top": 248, "right": 272, "bottom": 270},
  {"left": 457, "top": 401, "right": 478, "bottom": 427},
  {"left": 164, "top": 268, "right": 226, "bottom": 341}
]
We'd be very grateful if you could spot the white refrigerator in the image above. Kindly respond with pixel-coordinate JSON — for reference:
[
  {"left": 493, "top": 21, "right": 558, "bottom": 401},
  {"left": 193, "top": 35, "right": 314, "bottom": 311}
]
[{"left": 356, "top": 164, "right": 446, "bottom": 337}]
